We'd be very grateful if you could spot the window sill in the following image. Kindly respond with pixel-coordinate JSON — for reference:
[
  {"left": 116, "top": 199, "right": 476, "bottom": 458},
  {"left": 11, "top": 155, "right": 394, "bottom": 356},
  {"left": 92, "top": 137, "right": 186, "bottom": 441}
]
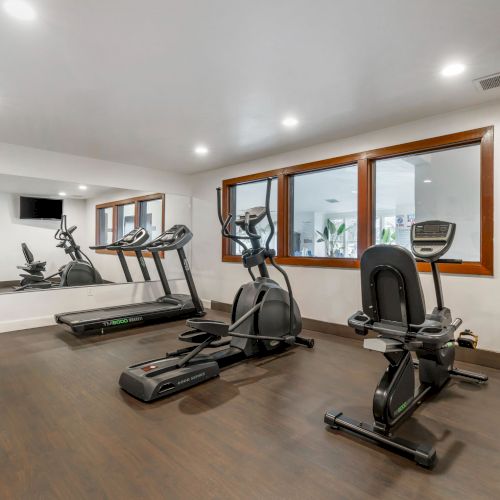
[
  {"left": 95, "top": 249, "right": 163, "bottom": 259},
  {"left": 221, "top": 255, "right": 492, "bottom": 275}
]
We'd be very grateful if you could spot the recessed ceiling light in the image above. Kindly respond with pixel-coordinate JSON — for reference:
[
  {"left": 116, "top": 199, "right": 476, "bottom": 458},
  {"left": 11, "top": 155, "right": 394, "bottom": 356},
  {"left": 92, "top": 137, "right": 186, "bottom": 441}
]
[
  {"left": 282, "top": 116, "right": 299, "bottom": 128},
  {"left": 423, "top": 179, "right": 432, "bottom": 183},
  {"left": 194, "top": 145, "right": 209, "bottom": 156},
  {"left": 78, "top": 185, "right": 87, "bottom": 191},
  {"left": 3, "top": 1, "right": 36, "bottom": 21},
  {"left": 58, "top": 192, "right": 66, "bottom": 196},
  {"left": 351, "top": 190, "right": 358, "bottom": 194},
  {"left": 441, "top": 63, "right": 466, "bottom": 77}
]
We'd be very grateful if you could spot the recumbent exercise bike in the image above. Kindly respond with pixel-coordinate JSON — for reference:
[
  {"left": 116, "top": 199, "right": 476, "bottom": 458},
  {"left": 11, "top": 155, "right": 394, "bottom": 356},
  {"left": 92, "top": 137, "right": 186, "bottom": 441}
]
[{"left": 325, "top": 220, "right": 488, "bottom": 467}]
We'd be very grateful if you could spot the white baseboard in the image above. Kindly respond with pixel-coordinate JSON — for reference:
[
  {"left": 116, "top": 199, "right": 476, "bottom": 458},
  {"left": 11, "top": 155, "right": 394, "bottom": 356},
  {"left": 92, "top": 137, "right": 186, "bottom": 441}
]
[{"left": 0, "top": 315, "right": 55, "bottom": 333}]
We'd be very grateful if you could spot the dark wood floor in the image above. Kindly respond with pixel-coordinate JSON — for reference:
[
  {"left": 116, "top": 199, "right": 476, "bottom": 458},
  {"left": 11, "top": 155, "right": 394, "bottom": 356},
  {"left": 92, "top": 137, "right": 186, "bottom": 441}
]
[{"left": 0, "top": 310, "right": 498, "bottom": 499}]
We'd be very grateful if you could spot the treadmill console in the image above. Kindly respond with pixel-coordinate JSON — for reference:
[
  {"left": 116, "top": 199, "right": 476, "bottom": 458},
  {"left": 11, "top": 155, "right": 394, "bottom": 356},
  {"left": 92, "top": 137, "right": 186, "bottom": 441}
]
[
  {"left": 235, "top": 207, "right": 266, "bottom": 228},
  {"left": 411, "top": 220, "right": 456, "bottom": 261},
  {"left": 148, "top": 225, "right": 193, "bottom": 251},
  {"left": 121, "top": 227, "right": 149, "bottom": 246}
]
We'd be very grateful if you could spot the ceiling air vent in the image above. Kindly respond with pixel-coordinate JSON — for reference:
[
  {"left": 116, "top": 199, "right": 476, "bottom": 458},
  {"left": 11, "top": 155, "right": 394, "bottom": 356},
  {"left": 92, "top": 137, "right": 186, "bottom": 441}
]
[{"left": 473, "top": 72, "right": 500, "bottom": 91}]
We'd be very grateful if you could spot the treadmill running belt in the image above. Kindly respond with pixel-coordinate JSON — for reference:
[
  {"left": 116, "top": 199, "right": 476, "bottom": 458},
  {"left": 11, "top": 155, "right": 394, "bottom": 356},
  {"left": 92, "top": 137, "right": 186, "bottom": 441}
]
[{"left": 59, "top": 302, "right": 182, "bottom": 324}]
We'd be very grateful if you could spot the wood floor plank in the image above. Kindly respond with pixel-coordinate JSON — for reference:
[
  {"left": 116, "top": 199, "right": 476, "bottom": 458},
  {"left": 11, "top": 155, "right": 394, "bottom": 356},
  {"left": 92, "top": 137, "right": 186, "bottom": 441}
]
[{"left": 0, "top": 310, "right": 498, "bottom": 499}]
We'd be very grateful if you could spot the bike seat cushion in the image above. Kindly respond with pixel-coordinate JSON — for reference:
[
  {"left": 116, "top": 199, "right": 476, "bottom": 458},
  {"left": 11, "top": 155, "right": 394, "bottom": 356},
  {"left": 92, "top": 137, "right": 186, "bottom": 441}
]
[{"left": 185, "top": 319, "right": 229, "bottom": 338}]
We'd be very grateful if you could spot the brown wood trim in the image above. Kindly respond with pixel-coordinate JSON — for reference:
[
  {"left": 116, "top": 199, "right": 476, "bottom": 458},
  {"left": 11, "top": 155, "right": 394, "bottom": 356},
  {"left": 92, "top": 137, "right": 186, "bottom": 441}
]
[
  {"left": 416, "top": 261, "right": 492, "bottom": 276},
  {"left": 211, "top": 301, "right": 500, "bottom": 369},
  {"left": 480, "top": 127, "right": 494, "bottom": 275},
  {"left": 221, "top": 255, "right": 489, "bottom": 274},
  {"left": 95, "top": 192, "right": 165, "bottom": 210},
  {"left": 357, "top": 158, "right": 373, "bottom": 257},
  {"left": 94, "top": 192, "right": 165, "bottom": 258},
  {"left": 364, "top": 127, "right": 491, "bottom": 160},
  {"left": 210, "top": 300, "right": 500, "bottom": 369},
  {"left": 95, "top": 249, "right": 157, "bottom": 259},
  {"left": 277, "top": 256, "right": 359, "bottom": 268},
  {"left": 278, "top": 174, "right": 287, "bottom": 256},
  {"left": 210, "top": 300, "right": 232, "bottom": 313},
  {"left": 221, "top": 126, "right": 493, "bottom": 275},
  {"left": 222, "top": 254, "right": 359, "bottom": 268}
]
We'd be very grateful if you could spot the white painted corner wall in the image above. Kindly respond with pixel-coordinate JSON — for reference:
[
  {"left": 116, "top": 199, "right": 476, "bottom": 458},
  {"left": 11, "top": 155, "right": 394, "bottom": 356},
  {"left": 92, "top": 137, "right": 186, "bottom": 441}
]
[{"left": 190, "top": 102, "right": 500, "bottom": 353}]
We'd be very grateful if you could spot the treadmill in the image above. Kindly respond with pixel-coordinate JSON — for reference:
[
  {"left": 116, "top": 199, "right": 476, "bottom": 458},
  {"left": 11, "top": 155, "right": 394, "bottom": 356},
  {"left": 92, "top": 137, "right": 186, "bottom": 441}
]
[
  {"left": 55, "top": 225, "right": 205, "bottom": 335},
  {"left": 90, "top": 227, "right": 151, "bottom": 282}
]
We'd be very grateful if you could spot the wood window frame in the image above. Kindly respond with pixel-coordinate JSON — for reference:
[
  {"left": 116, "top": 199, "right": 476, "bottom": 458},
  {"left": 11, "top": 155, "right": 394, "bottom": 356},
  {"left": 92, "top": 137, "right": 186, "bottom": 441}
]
[
  {"left": 221, "top": 126, "right": 493, "bottom": 276},
  {"left": 95, "top": 193, "right": 165, "bottom": 258}
]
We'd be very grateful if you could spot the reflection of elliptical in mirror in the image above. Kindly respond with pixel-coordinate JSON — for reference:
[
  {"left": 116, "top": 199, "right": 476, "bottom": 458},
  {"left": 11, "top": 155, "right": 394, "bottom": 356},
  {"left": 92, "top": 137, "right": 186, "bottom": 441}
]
[{"left": 16, "top": 215, "right": 103, "bottom": 291}]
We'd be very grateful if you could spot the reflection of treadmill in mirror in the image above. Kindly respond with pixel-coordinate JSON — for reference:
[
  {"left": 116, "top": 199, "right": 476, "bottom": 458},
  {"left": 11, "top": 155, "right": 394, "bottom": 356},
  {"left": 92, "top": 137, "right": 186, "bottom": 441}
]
[
  {"left": 90, "top": 227, "right": 151, "bottom": 282},
  {"left": 55, "top": 225, "right": 205, "bottom": 335}
]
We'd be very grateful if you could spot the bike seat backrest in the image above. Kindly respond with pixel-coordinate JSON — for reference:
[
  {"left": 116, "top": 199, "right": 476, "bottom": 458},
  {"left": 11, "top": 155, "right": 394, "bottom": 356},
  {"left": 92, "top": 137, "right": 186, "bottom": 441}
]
[
  {"left": 21, "top": 243, "right": 34, "bottom": 264},
  {"left": 360, "top": 245, "right": 426, "bottom": 326}
]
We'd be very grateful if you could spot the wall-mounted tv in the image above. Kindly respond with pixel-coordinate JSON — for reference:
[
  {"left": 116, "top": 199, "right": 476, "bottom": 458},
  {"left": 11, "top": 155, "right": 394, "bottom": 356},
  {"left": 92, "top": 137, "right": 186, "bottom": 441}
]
[{"left": 20, "top": 196, "right": 63, "bottom": 220}]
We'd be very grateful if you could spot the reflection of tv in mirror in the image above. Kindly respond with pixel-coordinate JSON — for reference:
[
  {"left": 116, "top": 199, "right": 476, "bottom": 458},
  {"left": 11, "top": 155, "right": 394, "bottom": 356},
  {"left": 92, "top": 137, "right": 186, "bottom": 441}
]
[{"left": 20, "top": 196, "right": 63, "bottom": 220}]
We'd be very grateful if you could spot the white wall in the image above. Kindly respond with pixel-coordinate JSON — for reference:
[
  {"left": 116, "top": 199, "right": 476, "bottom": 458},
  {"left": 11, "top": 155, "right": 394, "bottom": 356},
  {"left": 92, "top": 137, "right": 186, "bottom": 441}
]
[
  {"left": 0, "top": 193, "right": 86, "bottom": 281},
  {"left": 0, "top": 142, "right": 191, "bottom": 195},
  {"left": 190, "top": 102, "right": 500, "bottom": 352}
]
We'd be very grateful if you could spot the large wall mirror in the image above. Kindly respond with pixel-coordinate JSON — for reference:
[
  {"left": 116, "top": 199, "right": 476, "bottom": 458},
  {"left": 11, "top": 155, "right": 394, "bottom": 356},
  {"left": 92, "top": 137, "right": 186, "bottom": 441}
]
[{"left": 0, "top": 173, "right": 191, "bottom": 295}]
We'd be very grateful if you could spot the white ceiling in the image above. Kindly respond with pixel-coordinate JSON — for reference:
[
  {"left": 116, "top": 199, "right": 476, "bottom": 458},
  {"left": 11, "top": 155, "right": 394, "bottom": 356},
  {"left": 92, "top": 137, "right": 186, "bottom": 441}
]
[
  {"left": 0, "top": 173, "right": 120, "bottom": 199},
  {"left": 1, "top": 0, "right": 500, "bottom": 174}
]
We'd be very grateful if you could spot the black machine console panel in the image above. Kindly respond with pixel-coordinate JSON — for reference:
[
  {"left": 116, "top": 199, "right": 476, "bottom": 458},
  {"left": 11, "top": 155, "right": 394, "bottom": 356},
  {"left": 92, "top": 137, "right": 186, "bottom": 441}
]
[
  {"left": 115, "top": 227, "right": 149, "bottom": 247},
  {"left": 235, "top": 206, "right": 266, "bottom": 227},
  {"left": 148, "top": 225, "right": 193, "bottom": 251},
  {"left": 411, "top": 220, "right": 456, "bottom": 261}
]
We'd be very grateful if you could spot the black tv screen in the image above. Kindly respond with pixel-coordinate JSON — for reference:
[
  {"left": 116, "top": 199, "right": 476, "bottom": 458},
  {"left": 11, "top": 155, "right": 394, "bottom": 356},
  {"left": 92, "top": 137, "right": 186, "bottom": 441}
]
[{"left": 20, "top": 196, "right": 63, "bottom": 220}]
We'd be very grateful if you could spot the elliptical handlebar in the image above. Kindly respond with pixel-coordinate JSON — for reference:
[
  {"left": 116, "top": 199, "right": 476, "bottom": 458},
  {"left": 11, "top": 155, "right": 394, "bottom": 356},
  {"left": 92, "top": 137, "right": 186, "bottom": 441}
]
[
  {"left": 264, "top": 177, "right": 275, "bottom": 252},
  {"left": 216, "top": 187, "right": 249, "bottom": 251}
]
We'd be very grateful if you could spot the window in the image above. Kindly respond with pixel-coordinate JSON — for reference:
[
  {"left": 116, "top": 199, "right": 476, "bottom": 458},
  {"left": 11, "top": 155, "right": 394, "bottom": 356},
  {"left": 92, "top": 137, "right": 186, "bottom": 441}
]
[
  {"left": 139, "top": 198, "right": 163, "bottom": 241},
  {"left": 290, "top": 165, "right": 358, "bottom": 258},
  {"left": 221, "top": 127, "right": 493, "bottom": 275},
  {"left": 375, "top": 144, "right": 481, "bottom": 260},
  {"left": 95, "top": 193, "right": 165, "bottom": 257},
  {"left": 229, "top": 178, "right": 278, "bottom": 255},
  {"left": 97, "top": 207, "right": 114, "bottom": 245},
  {"left": 117, "top": 203, "right": 135, "bottom": 240}
]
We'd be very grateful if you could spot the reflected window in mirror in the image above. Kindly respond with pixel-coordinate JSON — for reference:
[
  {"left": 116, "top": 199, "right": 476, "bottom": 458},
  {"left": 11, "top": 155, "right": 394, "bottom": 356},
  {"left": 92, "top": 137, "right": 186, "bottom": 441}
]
[
  {"left": 95, "top": 193, "right": 165, "bottom": 256},
  {"left": 97, "top": 207, "right": 114, "bottom": 245},
  {"left": 139, "top": 198, "right": 163, "bottom": 241},
  {"left": 117, "top": 203, "right": 135, "bottom": 239}
]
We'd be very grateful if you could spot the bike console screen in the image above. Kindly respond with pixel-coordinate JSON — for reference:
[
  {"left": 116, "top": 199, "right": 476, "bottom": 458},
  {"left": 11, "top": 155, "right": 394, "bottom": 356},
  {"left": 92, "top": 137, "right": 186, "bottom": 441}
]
[{"left": 411, "top": 220, "right": 456, "bottom": 261}]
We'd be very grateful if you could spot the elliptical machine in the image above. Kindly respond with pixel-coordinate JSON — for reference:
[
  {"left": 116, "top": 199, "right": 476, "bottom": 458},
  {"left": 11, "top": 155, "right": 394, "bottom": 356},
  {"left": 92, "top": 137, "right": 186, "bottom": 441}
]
[
  {"left": 119, "top": 178, "right": 314, "bottom": 402},
  {"left": 16, "top": 215, "right": 102, "bottom": 291},
  {"left": 324, "top": 221, "right": 488, "bottom": 467}
]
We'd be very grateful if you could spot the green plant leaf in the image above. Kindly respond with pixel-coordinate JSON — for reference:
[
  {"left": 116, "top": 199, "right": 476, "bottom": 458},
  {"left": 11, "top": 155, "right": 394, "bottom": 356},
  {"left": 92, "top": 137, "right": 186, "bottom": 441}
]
[
  {"left": 327, "top": 219, "right": 336, "bottom": 236},
  {"left": 337, "top": 222, "right": 346, "bottom": 235}
]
